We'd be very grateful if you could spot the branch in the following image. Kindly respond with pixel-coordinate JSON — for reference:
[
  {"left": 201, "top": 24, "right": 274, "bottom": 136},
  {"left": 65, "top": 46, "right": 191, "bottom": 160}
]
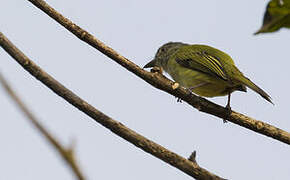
[
  {"left": 0, "top": 32, "right": 225, "bottom": 180},
  {"left": 0, "top": 72, "right": 86, "bottom": 180},
  {"left": 25, "top": 0, "right": 290, "bottom": 145}
]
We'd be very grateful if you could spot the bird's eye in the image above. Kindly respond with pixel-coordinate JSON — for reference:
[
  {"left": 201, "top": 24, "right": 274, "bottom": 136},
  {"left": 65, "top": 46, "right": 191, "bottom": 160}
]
[{"left": 157, "top": 47, "right": 166, "bottom": 55}]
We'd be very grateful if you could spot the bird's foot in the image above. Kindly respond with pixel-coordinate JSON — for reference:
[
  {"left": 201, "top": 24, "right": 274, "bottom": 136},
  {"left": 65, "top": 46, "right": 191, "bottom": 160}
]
[
  {"left": 223, "top": 104, "right": 232, "bottom": 123},
  {"left": 176, "top": 97, "right": 182, "bottom": 103},
  {"left": 150, "top": 66, "right": 163, "bottom": 74},
  {"left": 186, "top": 87, "right": 194, "bottom": 95},
  {"left": 176, "top": 87, "right": 193, "bottom": 103}
]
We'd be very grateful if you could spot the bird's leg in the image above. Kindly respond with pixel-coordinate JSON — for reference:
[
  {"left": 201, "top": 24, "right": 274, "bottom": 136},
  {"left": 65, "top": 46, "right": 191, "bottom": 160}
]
[
  {"left": 223, "top": 92, "right": 232, "bottom": 123},
  {"left": 226, "top": 92, "right": 231, "bottom": 109},
  {"left": 188, "top": 82, "right": 208, "bottom": 92},
  {"left": 177, "top": 82, "right": 208, "bottom": 103}
]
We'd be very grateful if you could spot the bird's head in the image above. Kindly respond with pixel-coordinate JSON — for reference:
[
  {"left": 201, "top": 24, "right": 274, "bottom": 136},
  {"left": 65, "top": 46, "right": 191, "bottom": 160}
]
[{"left": 144, "top": 42, "right": 187, "bottom": 71}]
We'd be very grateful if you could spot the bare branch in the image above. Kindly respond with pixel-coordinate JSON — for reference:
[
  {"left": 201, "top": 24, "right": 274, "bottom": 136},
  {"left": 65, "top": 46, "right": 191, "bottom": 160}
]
[
  {"left": 0, "top": 72, "right": 86, "bottom": 180},
  {"left": 0, "top": 31, "right": 225, "bottom": 180},
  {"left": 25, "top": 0, "right": 290, "bottom": 145}
]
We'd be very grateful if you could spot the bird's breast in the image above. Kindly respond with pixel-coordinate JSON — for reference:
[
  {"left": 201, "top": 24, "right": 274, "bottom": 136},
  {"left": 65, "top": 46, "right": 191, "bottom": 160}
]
[{"left": 166, "top": 61, "right": 233, "bottom": 97}]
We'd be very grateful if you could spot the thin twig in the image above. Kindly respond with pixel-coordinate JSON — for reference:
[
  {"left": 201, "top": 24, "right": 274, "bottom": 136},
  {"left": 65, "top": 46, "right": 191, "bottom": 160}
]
[
  {"left": 0, "top": 32, "right": 225, "bottom": 180},
  {"left": 0, "top": 72, "right": 86, "bottom": 180},
  {"left": 188, "top": 151, "right": 197, "bottom": 164},
  {"left": 25, "top": 0, "right": 290, "bottom": 145}
]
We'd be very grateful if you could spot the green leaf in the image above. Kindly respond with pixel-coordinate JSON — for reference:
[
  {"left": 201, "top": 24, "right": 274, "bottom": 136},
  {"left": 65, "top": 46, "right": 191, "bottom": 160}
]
[{"left": 255, "top": 0, "right": 290, "bottom": 34}]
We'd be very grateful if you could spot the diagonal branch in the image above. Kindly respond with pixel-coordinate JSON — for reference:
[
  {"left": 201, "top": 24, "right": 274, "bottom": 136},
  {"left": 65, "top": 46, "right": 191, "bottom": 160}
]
[
  {"left": 0, "top": 32, "right": 225, "bottom": 180},
  {"left": 0, "top": 73, "right": 86, "bottom": 180},
  {"left": 25, "top": 0, "right": 290, "bottom": 145}
]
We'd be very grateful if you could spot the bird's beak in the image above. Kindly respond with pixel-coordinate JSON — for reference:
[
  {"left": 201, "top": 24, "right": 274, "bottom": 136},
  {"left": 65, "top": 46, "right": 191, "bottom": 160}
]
[{"left": 143, "top": 59, "right": 157, "bottom": 68}]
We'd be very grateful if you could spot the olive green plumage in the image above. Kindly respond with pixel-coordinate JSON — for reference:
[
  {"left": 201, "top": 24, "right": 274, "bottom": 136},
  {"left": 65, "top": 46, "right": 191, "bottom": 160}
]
[{"left": 144, "top": 42, "right": 273, "bottom": 107}]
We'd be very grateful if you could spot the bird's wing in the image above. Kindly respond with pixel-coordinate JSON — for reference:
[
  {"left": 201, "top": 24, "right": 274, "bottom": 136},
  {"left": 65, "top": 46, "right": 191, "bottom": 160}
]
[{"left": 175, "top": 50, "right": 228, "bottom": 81}]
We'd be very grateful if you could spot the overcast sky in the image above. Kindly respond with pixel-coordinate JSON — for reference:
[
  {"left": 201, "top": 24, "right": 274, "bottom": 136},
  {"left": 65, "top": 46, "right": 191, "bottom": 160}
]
[{"left": 1, "top": 0, "right": 289, "bottom": 180}]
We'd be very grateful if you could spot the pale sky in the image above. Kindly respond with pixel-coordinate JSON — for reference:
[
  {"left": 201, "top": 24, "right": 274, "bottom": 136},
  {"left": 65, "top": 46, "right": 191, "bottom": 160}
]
[{"left": 0, "top": 0, "right": 289, "bottom": 180}]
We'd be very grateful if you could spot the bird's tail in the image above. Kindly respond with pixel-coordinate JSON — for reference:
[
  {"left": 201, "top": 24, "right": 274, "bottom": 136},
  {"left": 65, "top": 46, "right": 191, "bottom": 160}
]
[{"left": 237, "top": 75, "right": 273, "bottom": 104}]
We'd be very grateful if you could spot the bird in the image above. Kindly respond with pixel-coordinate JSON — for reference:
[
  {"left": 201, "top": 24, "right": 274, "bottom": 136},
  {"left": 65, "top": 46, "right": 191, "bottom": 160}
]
[{"left": 144, "top": 42, "right": 273, "bottom": 111}]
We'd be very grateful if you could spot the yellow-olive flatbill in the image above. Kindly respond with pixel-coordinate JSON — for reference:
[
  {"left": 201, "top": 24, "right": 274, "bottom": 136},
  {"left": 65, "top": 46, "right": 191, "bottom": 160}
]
[{"left": 144, "top": 42, "right": 273, "bottom": 109}]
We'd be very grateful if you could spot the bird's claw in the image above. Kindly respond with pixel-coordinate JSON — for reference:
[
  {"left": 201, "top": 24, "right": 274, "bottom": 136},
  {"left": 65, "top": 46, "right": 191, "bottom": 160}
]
[
  {"left": 150, "top": 66, "right": 163, "bottom": 74},
  {"left": 223, "top": 105, "right": 232, "bottom": 123},
  {"left": 176, "top": 97, "right": 182, "bottom": 103}
]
